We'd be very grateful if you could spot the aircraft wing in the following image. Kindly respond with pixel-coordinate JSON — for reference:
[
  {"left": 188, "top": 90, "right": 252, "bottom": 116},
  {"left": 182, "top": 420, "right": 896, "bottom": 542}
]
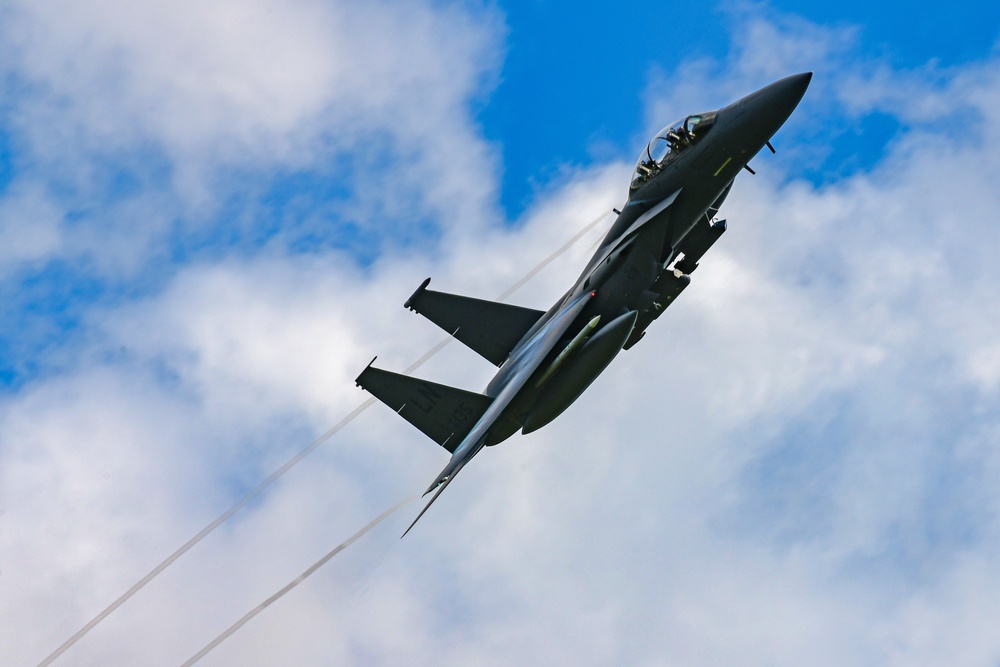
[
  {"left": 355, "top": 363, "right": 494, "bottom": 452},
  {"left": 580, "top": 188, "right": 682, "bottom": 286},
  {"left": 405, "top": 278, "right": 546, "bottom": 366},
  {"left": 616, "top": 188, "right": 681, "bottom": 245},
  {"left": 593, "top": 188, "right": 681, "bottom": 269}
]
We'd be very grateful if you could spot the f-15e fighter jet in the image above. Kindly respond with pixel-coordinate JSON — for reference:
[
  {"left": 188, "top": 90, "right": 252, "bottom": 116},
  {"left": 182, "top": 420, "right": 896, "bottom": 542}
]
[{"left": 357, "top": 72, "right": 813, "bottom": 535}]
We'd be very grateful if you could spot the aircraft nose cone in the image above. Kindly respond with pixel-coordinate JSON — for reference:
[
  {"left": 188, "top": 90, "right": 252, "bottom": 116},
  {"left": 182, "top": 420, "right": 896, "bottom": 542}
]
[
  {"left": 724, "top": 72, "right": 812, "bottom": 145},
  {"left": 776, "top": 71, "right": 812, "bottom": 108},
  {"left": 743, "top": 72, "right": 811, "bottom": 124}
]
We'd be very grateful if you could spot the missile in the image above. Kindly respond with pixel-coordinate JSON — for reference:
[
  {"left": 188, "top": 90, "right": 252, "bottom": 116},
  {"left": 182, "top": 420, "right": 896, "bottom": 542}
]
[{"left": 534, "top": 315, "right": 602, "bottom": 387}]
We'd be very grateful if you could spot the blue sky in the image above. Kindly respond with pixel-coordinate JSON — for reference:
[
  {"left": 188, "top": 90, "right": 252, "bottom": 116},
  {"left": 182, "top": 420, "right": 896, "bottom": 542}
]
[
  {"left": 483, "top": 0, "right": 1000, "bottom": 214},
  {"left": 3, "top": 1, "right": 1000, "bottom": 665}
]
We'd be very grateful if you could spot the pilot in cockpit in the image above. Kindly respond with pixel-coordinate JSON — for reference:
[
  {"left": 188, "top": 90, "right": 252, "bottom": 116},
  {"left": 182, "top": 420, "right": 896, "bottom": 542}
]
[
  {"left": 666, "top": 126, "right": 692, "bottom": 150},
  {"left": 630, "top": 112, "right": 716, "bottom": 191}
]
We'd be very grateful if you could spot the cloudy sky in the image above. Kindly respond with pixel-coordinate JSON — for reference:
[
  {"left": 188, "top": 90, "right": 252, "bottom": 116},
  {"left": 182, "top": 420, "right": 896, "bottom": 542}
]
[{"left": 3, "top": 1, "right": 1000, "bottom": 665}]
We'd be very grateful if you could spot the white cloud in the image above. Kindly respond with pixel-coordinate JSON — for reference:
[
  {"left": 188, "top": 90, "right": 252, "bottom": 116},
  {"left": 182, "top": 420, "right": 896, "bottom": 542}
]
[
  {"left": 3, "top": 0, "right": 500, "bottom": 163},
  {"left": 0, "top": 0, "right": 505, "bottom": 278},
  {"left": 0, "top": 183, "right": 64, "bottom": 273}
]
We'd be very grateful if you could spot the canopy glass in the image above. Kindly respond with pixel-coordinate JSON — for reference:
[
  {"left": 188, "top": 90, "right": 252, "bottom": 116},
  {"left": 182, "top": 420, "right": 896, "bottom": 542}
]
[{"left": 630, "top": 112, "right": 717, "bottom": 190}]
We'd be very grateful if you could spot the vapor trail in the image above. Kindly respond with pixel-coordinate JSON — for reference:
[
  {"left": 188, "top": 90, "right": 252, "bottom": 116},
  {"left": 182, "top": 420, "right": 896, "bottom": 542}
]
[
  {"left": 179, "top": 495, "right": 418, "bottom": 667},
  {"left": 36, "top": 399, "right": 376, "bottom": 667},
  {"left": 38, "top": 208, "right": 614, "bottom": 667},
  {"left": 497, "top": 209, "right": 613, "bottom": 300}
]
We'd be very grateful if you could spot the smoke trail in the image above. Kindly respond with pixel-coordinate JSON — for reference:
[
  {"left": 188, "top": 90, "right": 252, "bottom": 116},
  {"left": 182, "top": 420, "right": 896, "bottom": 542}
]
[
  {"left": 37, "top": 209, "right": 614, "bottom": 666},
  {"left": 179, "top": 495, "right": 418, "bottom": 667}
]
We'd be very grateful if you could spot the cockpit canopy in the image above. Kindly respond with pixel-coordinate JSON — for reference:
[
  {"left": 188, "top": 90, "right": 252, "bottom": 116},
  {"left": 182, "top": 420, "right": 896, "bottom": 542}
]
[{"left": 630, "top": 111, "right": 717, "bottom": 190}]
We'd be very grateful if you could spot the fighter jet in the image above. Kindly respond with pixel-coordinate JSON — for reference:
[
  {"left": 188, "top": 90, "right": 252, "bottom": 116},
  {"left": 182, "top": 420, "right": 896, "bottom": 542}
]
[{"left": 357, "top": 72, "right": 812, "bottom": 535}]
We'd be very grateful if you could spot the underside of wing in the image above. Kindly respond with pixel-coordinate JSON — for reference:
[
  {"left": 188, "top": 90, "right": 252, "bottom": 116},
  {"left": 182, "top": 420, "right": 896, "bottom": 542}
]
[
  {"left": 356, "top": 362, "right": 494, "bottom": 452},
  {"left": 405, "top": 278, "right": 546, "bottom": 366}
]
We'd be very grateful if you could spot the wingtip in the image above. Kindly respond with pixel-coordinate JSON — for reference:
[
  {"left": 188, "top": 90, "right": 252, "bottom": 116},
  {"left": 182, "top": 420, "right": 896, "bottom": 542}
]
[
  {"left": 404, "top": 277, "right": 432, "bottom": 311},
  {"left": 355, "top": 356, "right": 379, "bottom": 387}
]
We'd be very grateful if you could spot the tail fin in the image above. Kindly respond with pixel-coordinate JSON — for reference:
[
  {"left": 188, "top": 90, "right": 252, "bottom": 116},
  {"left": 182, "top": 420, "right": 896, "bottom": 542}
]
[{"left": 356, "top": 362, "right": 493, "bottom": 452}]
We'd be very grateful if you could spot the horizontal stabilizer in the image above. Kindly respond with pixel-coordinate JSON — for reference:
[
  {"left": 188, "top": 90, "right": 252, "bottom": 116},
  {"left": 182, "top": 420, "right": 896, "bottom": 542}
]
[
  {"left": 356, "top": 363, "right": 493, "bottom": 452},
  {"left": 405, "top": 278, "right": 545, "bottom": 366}
]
